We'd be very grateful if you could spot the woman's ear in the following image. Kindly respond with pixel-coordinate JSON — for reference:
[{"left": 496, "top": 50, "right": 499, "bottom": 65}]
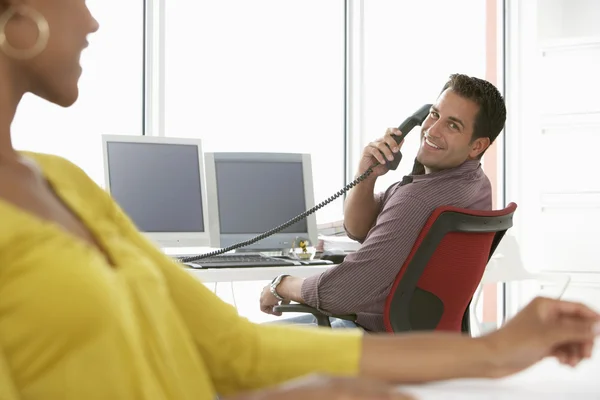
[{"left": 0, "top": 0, "right": 50, "bottom": 61}]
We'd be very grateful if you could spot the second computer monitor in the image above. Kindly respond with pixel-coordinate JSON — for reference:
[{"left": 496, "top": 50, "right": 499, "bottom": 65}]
[{"left": 204, "top": 152, "right": 318, "bottom": 252}]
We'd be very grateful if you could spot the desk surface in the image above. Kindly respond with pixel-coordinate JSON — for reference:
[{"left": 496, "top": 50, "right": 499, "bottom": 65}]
[
  {"left": 401, "top": 357, "right": 600, "bottom": 399},
  {"left": 163, "top": 246, "right": 334, "bottom": 282}
]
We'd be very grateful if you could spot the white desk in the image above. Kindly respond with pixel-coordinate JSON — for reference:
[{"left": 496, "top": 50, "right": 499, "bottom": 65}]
[
  {"left": 400, "top": 357, "right": 600, "bottom": 399},
  {"left": 186, "top": 264, "right": 333, "bottom": 283}
]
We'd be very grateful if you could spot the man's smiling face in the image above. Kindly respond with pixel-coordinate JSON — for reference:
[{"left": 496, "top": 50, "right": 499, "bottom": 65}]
[{"left": 416, "top": 89, "right": 489, "bottom": 173}]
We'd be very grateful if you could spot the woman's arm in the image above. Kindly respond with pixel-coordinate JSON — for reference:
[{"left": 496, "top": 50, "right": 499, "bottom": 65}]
[
  {"left": 0, "top": 347, "right": 20, "bottom": 400},
  {"left": 360, "top": 332, "right": 493, "bottom": 383},
  {"left": 359, "top": 297, "right": 600, "bottom": 383}
]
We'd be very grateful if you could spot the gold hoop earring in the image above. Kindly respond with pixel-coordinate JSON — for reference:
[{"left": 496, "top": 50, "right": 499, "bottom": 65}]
[{"left": 0, "top": 6, "right": 49, "bottom": 60}]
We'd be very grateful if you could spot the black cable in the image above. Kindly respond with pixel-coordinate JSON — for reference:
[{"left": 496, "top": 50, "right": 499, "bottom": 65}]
[{"left": 178, "top": 162, "right": 378, "bottom": 263}]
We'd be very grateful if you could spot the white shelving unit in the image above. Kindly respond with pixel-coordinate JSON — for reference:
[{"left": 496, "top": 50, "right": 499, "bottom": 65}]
[
  {"left": 540, "top": 36, "right": 600, "bottom": 52},
  {"left": 504, "top": 0, "right": 600, "bottom": 315}
]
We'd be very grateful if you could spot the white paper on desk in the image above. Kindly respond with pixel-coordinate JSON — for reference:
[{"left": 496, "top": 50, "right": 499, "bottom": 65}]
[
  {"left": 318, "top": 234, "right": 361, "bottom": 252},
  {"left": 399, "top": 359, "right": 600, "bottom": 399}
]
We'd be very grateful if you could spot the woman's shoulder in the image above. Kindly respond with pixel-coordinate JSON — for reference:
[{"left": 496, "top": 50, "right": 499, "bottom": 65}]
[
  {"left": 20, "top": 151, "right": 86, "bottom": 177},
  {"left": 20, "top": 151, "right": 102, "bottom": 196},
  {"left": 17, "top": 151, "right": 111, "bottom": 215}
]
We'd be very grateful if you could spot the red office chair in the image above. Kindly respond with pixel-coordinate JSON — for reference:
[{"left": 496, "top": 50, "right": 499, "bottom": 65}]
[{"left": 274, "top": 202, "right": 517, "bottom": 335}]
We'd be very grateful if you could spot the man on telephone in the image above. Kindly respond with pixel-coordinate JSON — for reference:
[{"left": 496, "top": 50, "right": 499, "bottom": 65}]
[{"left": 260, "top": 73, "right": 504, "bottom": 331}]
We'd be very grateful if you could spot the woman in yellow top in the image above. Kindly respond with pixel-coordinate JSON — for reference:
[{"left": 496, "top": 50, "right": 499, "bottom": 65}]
[{"left": 0, "top": 1, "right": 598, "bottom": 399}]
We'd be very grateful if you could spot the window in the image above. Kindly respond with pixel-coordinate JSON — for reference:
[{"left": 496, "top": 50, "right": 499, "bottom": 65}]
[
  {"left": 360, "top": 0, "right": 496, "bottom": 332},
  {"left": 361, "top": 0, "right": 487, "bottom": 193},
  {"left": 11, "top": 0, "right": 145, "bottom": 186},
  {"left": 164, "top": 0, "right": 345, "bottom": 224}
]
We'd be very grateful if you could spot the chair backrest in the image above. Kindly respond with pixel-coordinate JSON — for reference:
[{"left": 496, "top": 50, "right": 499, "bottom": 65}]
[{"left": 383, "top": 202, "right": 517, "bottom": 333}]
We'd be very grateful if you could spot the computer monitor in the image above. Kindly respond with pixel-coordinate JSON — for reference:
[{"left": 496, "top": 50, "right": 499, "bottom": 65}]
[
  {"left": 101, "top": 134, "right": 211, "bottom": 248},
  {"left": 204, "top": 152, "right": 318, "bottom": 252}
]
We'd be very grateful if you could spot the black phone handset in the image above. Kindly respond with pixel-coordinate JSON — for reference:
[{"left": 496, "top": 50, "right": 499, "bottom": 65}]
[
  {"left": 384, "top": 104, "right": 432, "bottom": 171},
  {"left": 179, "top": 104, "right": 432, "bottom": 263}
]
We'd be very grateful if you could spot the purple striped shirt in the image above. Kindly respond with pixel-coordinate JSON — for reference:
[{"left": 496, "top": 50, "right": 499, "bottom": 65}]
[{"left": 301, "top": 160, "right": 492, "bottom": 332}]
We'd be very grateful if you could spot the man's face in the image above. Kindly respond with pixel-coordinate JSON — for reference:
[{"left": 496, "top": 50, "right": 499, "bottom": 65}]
[{"left": 416, "top": 89, "right": 490, "bottom": 173}]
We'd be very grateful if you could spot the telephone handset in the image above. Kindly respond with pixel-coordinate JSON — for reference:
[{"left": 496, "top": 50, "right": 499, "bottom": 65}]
[
  {"left": 179, "top": 104, "right": 432, "bottom": 263},
  {"left": 385, "top": 103, "right": 432, "bottom": 171}
]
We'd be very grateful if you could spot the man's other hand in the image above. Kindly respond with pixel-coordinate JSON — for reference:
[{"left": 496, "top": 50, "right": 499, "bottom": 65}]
[{"left": 260, "top": 284, "right": 288, "bottom": 316}]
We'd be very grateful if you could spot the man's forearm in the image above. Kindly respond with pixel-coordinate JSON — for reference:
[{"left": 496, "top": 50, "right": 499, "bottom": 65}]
[
  {"left": 359, "top": 333, "right": 496, "bottom": 383},
  {"left": 343, "top": 176, "right": 380, "bottom": 240},
  {"left": 277, "top": 276, "right": 305, "bottom": 303}
]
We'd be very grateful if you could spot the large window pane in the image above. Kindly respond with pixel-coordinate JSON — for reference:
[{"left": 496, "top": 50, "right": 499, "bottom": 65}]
[
  {"left": 362, "top": 0, "right": 487, "bottom": 193},
  {"left": 164, "top": 0, "right": 345, "bottom": 224},
  {"left": 11, "top": 0, "right": 145, "bottom": 185}
]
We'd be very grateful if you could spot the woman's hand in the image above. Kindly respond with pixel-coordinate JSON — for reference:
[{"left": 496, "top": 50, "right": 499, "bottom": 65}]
[{"left": 484, "top": 296, "right": 600, "bottom": 377}]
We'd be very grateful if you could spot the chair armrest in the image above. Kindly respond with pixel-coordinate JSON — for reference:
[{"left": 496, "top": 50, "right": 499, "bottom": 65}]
[
  {"left": 273, "top": 303, "right": 321, "bottom": 315},
  {"left": 273, "top": 304, "right": 357, "bottom": 327}
]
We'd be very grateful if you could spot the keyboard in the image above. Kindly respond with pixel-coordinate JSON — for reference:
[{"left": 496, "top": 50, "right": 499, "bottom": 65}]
[{"left": 180, "top": 253, "right": 303, "bottom": 269}]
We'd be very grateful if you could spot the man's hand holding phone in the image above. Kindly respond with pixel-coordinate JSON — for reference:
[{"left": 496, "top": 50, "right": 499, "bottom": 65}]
[{"left": 358, "top": 128, "right": 404, "bottom": 179}]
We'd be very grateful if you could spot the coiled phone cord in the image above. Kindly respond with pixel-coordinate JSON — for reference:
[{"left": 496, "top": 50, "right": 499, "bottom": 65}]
[{"left": 178, "top": 162, "right": 378, "bottom": 263}]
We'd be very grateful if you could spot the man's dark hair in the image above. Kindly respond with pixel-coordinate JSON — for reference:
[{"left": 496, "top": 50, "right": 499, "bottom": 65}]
[
  {"left": 441, "top": 73, "right": 506, "bottom": 158},
  {"left": 401, "top": 74, "right": 506, "bottom": 184}
]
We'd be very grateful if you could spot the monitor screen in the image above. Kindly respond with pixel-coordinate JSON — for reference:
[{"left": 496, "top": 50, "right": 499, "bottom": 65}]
[
  {"left": 205, "top": 152, "right": 317, "bottom": 251},
  {"left": 105, "top": 140, "right": 205, "bottom": 235},
  {"left": 215, "top": 160, "right": 308, "bottom": 234}
]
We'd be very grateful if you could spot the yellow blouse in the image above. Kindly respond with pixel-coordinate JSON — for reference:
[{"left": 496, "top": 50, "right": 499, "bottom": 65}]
[{"left": 0, "top": 152, "right": 361, "bottom": 399}]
